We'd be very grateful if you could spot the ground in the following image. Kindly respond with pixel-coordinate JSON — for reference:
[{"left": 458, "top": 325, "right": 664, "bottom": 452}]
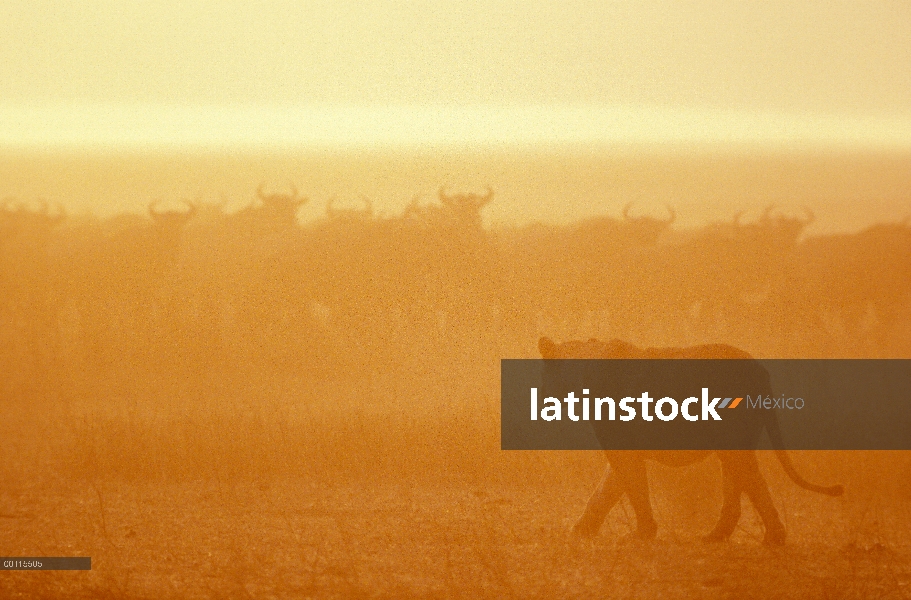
[
  {"left": 1, "top": 389, "right": 908, "bottom": 599},
  {"left": 2, "top": 471, "right": 908, "bottom": 598}
]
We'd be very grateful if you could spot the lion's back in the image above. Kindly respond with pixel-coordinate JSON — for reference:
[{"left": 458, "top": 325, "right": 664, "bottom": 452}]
[{"left": 644, "top": 344, "right": 755, "bottom": 360}]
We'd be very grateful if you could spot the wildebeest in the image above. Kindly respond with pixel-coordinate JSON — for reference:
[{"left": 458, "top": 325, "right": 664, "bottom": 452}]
[{"left": 538, "top": 336, "right": 844, "bottom": 545}]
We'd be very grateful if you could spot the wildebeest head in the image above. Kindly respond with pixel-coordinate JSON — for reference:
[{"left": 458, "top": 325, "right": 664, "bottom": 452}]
[
  {"left": 758, "top": 205, "right": 814, "bottom": 244},
  {"left": 1, "top": 200, "right": 66, "bottom": 230},
  {"left": 438, "top": 186, "right": 493, "bottom": 228},
  {"left": 621, "top": 203, "right": 676, "bottom": 246},
  {"left": 149, "top": 199, "right": 197, "bottom": 230},
  {"left": 257, "top": 183, "right": 307, "bottom": 222}
]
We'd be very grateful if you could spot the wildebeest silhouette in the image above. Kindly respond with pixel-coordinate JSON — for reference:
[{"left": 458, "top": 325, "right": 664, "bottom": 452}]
[{"left": 538, "top": 336, "right": 844, "bottom": 545}]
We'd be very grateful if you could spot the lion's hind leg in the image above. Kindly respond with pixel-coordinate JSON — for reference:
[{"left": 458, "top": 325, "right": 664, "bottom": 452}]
[
  {"left": 709, "top": 452, "right": 786, "bottom": 545},
  {"left": 739, "top": 453, "right": 786, "bottom": 545},
  {"left": 704, "top": 454, "right": 742, "bottom": 543}
]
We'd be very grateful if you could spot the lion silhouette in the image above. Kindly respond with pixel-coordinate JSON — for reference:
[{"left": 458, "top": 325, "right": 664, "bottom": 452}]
[{"left": 538, "top": 336, "right": 843, "bottom": 545}]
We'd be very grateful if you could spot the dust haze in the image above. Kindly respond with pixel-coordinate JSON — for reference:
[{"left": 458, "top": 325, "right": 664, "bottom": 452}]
[
  {"left": 3, "top": 147, "right": 911, "bottom": 233},
  {"left": 1, "top": 146, "right": 910, "bottom": 598}
]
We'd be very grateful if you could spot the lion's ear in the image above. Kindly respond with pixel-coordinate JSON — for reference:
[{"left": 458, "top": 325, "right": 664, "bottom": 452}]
[{"left": 538, "top": 336, "right": 557, "bottom": 358}]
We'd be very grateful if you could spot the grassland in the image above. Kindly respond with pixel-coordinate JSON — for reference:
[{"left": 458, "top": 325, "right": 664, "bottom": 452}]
[{"left": 1, "top": 377, "right": 909, "bottom": 599}]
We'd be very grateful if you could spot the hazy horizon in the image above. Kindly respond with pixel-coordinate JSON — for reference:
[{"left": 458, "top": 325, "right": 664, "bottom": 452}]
[
  {"left": 2, "top": 146, "right": 909, "bottom": 234},
  {"left": 3, "top": 105, "right": 911, "bottom": 150},
  {"left": 5, "top": 2, "right": 908, "bottom": 234}
]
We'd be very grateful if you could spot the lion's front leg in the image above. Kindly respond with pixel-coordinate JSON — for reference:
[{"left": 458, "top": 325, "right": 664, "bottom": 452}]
[
  {"left": 611, "top": 455, "right": 657, "bottom": 540},
  {"left": 572, "top": 464, "right": 623, "bottom": 538}
]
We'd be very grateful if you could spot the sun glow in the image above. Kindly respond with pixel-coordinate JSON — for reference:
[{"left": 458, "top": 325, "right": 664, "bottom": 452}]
[{"left": 3, "top": 104, "right": 910, "bottom": 151}]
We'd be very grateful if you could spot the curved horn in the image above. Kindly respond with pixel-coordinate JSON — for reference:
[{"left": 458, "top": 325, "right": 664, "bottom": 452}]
[
  {"left": 480, "top": 186, "right": 494, "bottom": 206},
  {"left": 663, "top": 204, "right": 676, "bottom": 225},
  {"left": 183, "top": 199, "right": 197, "bottom": 220},
  {"left": 404, "top": 195, "right": 423, "bottom": 218},
  {"left": 149, "top": 199, "right": 195, "bottom": 225},
  {"left": 288, "top": 184, "right": 307, "bottom": 208},
  {"left": 802, "top": 206, "right": 815, "bottom": 225},
  {"left": 623, "top": 202, "right": 634, "bottom": 221},
  {"left": 47, "top": 202, "right": 67, "bottom": 225}
]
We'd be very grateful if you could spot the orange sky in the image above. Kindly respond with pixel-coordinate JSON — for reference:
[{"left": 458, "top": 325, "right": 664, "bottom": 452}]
[{"left": 1, "top": 1, "right": 910, "bottom": 149}]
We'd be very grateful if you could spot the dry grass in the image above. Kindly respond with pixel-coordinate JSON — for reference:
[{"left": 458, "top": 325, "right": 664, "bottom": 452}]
[{"left": 2, "top": 378, "right": 910, "bottom": 599}]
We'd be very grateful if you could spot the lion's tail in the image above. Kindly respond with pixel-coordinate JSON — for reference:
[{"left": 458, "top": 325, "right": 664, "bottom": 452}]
[
  {"left": 773, "top": 449, "right": 844, "bottom": 496},
  {"left": 766, "top": 411, "right": 844, "bottom": 497}
]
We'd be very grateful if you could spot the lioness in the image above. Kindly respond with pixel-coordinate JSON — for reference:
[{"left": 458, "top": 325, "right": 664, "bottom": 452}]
[{"left": 539, "top": 336, "right": 843, "bottom": 545}]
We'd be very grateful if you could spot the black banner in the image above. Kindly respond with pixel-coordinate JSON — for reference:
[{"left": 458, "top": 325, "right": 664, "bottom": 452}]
[
  {"left": 0, "top": 557, "right": 91, "bottom": 570},
  {"left": 501, "top": 359, "right": 911, "bottom": 450}
]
